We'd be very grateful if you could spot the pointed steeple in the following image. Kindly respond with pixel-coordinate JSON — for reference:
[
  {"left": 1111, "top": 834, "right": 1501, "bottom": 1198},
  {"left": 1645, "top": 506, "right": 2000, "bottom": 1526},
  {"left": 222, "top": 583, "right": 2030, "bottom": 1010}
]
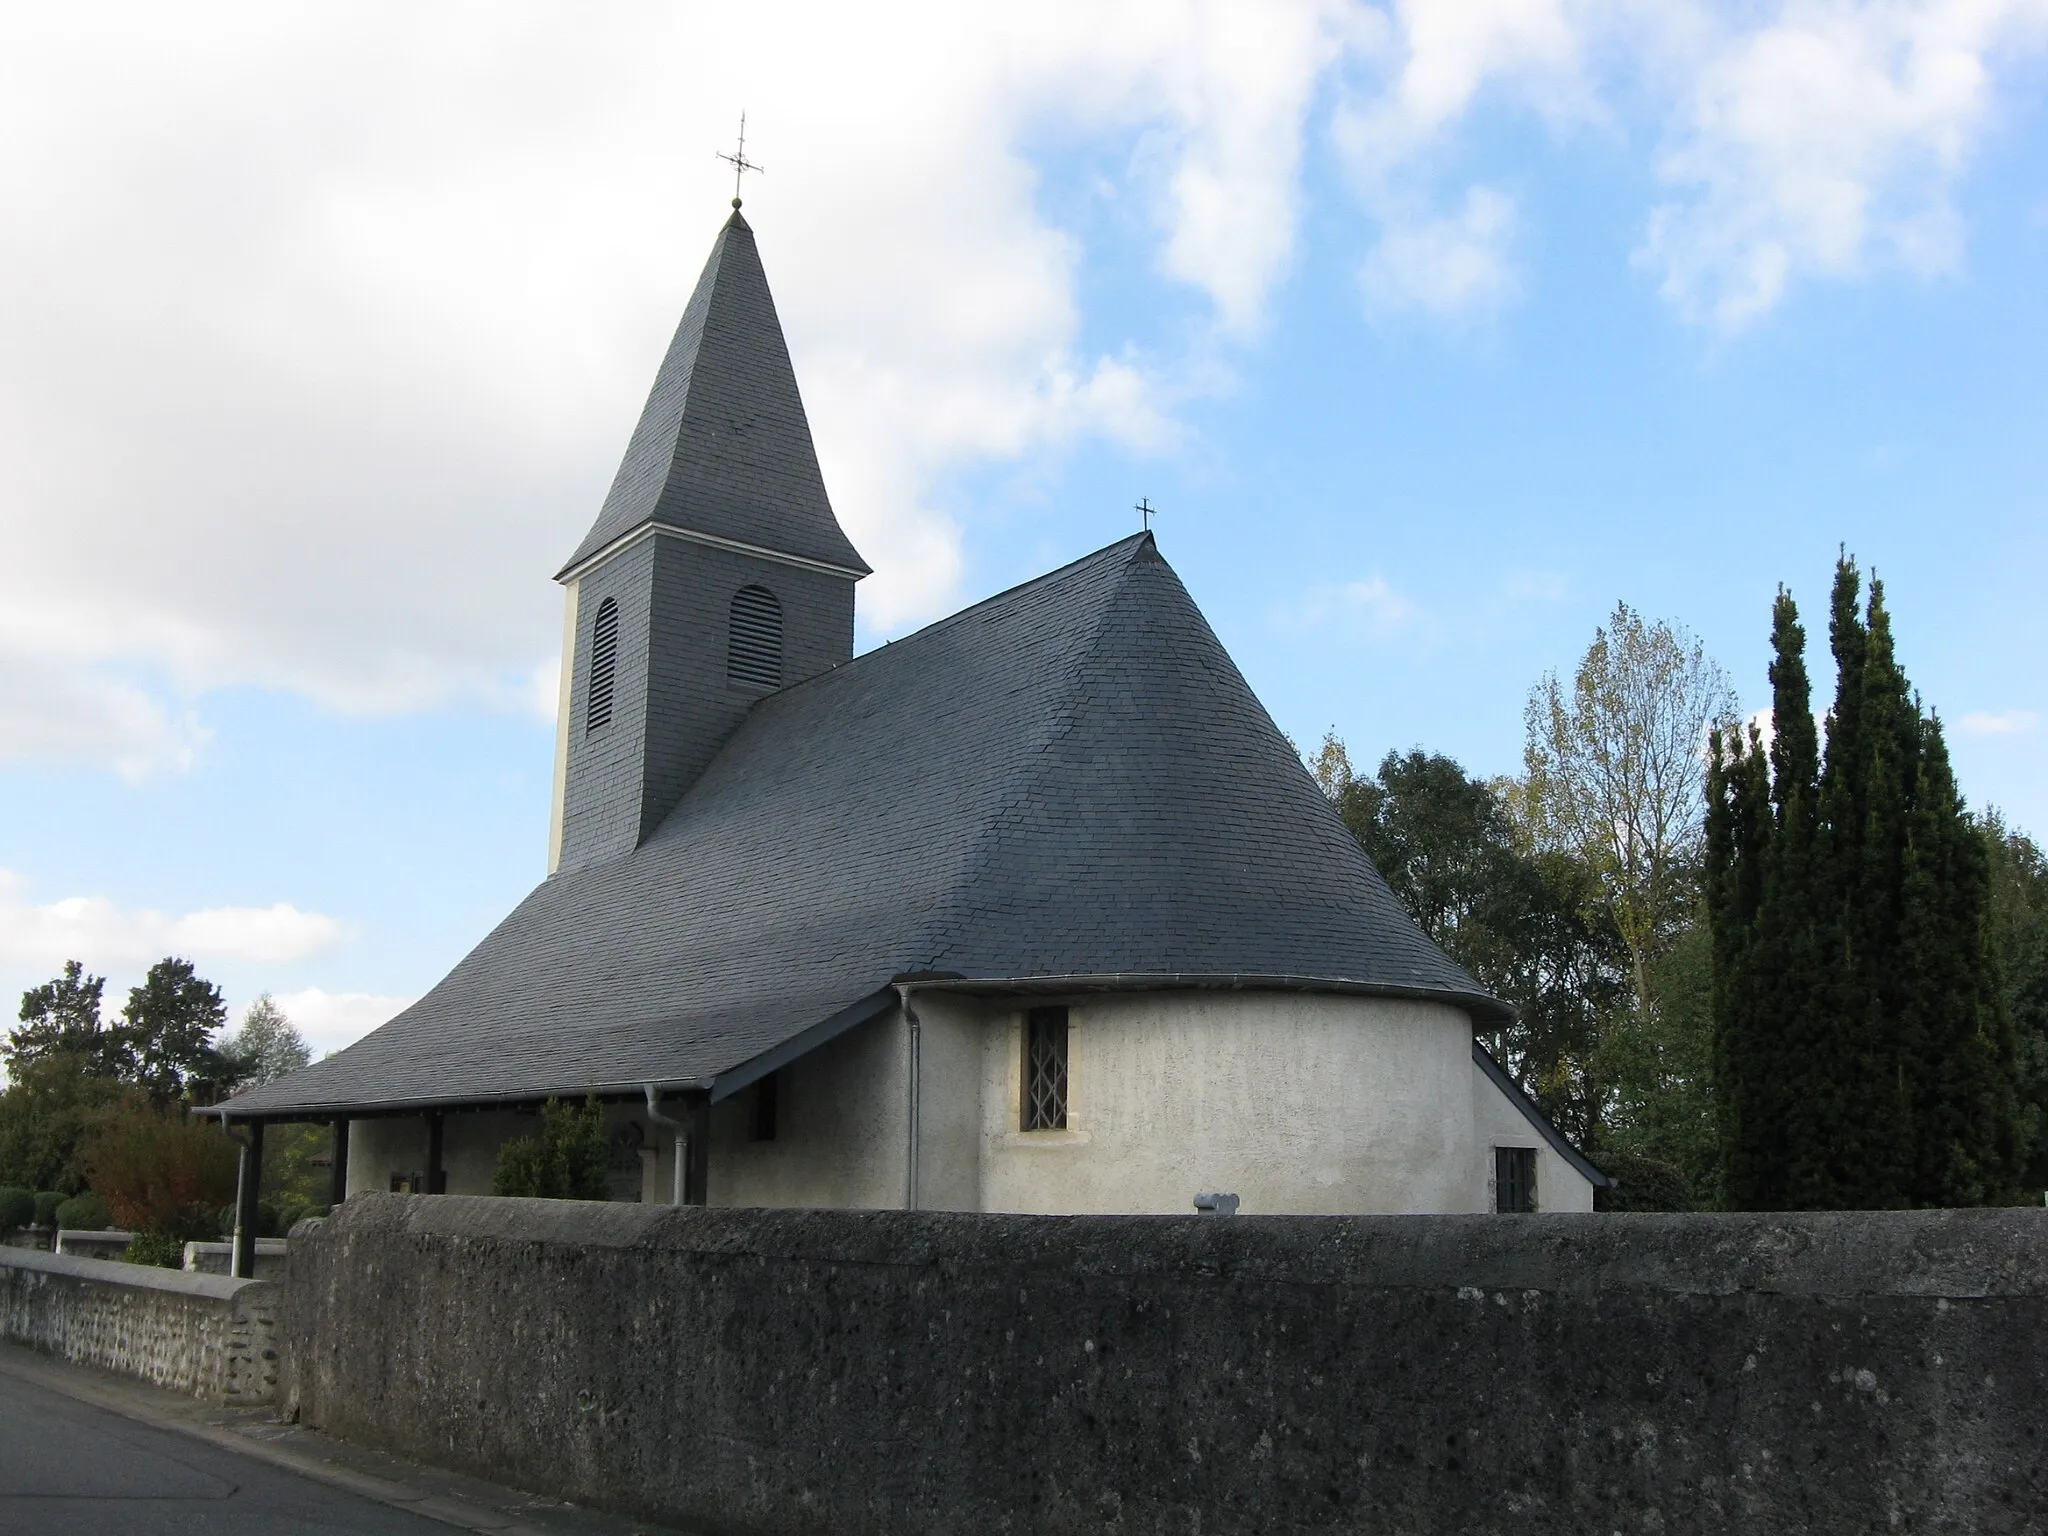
[{"left": 559, "top": 208, "right": 869, "bottom": 579}]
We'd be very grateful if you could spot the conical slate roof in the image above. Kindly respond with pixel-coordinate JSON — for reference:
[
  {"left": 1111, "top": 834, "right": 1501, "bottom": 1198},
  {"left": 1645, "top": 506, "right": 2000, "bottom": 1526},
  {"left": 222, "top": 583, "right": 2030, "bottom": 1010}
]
[
  {"left": 558, "top": 208, "right": 869, "bottom": 578},
  {"left": 228, "top": 536, "right": 1505, "bottom": 1118}
]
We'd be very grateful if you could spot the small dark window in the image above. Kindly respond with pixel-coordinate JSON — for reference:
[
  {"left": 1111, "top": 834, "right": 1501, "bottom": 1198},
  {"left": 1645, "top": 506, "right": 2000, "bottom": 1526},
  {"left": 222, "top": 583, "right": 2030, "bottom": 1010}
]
[
  {"left": 1495, "top": 1147, "right": 1537, "bottom": 1213},
  {"left": 1022, "top": 1007, "right": 1069, "bottom": 1131},
  {"left": 727, "top": 585, "right": 783, "bottom": 689},
  {"left": 587, "top": 597, "right": 620, "bottom": 731},
  {"left": 751, "top": 1071, "right": 778, "bottom": 1142}
]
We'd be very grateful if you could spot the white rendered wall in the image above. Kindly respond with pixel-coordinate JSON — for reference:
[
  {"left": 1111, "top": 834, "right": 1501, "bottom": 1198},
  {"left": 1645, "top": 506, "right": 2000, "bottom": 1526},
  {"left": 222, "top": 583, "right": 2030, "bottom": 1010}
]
[
  {"left": 691, "top": 1013, "right": 908, "bottom": 1210},
  {"left": 1468, "top": 1058, "right": 1596, "bottom": 1213},
  {"left": 976, "top": 993, "right": 1483, "bottom": 1216},
  {"left": 345, "top": 1116, "right": 419, "bottom": 1196},
  {"left": 338, "top": 993, "right": 1594, "bottom": 1217}
]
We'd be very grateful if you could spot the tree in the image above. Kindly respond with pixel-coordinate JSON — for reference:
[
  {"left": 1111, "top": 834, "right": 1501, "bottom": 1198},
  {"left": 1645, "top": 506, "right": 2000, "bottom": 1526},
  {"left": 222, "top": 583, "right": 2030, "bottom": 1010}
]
[
  {"left": 492, "top": 1098, "right": 611, "bottom": 1200},
  {"left": 0, "top": 1054, "right": 144, "bottom": 1193},
  {"left": 1325, "top": 742, "right": 1632, "bottom": 1162},
  {"left": 218, "top": 994, "right": 311, "bottom": 1089},
  {"left": 1709, "top": 558, "right": 2024, "bottom": 1209},
  {"left": 79, "top": 1106, "right": 240, "bottom": 1265},
  {"left": 1523, "top": 603, "right": 1738, "bottom": 1026},
  {"left": 1981, "top": 811, "right": 2048, "bottom": 1191},
  {"left": 1708, "top": 591, "right": 1819, "bottom": 1210},
  {"left": 119, "top": 957, "right": 230, "bottom": 1102},
  {"left": 6, "top": 962, "right": 132, "bottom": 1081}
]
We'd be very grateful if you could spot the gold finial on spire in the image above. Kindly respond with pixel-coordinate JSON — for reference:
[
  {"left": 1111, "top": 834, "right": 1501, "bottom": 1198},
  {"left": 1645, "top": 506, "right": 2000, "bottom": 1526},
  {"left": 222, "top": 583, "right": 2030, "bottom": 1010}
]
[{"left": 716, "top": 111, "right": 764, "bottom": 208}]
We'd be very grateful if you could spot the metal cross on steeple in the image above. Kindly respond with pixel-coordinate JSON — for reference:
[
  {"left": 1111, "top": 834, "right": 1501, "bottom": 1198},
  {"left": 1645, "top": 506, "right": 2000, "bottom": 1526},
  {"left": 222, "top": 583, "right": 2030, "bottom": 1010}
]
[
  {"left": 1136, "top": 497, "right": 1157, "bottom": 532},
  {"left": 716, "top": 112, "right": 764, "bottom": 208}
]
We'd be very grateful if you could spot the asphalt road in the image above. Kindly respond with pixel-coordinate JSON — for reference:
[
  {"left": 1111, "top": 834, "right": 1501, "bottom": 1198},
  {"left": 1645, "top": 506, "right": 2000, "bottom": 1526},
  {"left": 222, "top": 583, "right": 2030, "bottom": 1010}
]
[{"left": 0, "top": 1366, "right": 459, "bottom": 1535}]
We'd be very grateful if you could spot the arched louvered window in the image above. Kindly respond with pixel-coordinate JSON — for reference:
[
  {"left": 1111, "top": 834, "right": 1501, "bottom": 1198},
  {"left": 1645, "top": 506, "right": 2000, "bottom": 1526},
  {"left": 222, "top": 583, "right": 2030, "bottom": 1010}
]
[
  {"left": 727, "top": 585, "right": 783, "bottom": 689},
  {"left": 586, "top": 597, "right": 620, "bottom": 731}
]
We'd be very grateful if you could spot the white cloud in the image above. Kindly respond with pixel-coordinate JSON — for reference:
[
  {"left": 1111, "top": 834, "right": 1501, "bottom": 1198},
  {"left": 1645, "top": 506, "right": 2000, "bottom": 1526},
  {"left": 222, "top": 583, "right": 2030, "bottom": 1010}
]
[
  {"left": 4, "top": 0, "right": 2044, "bottom": 774},
  {"left": 267, "top": 987, "right": 412, "bottom": 1059},
  {"left": 1639, "top": 0, "right": 2048, "bottom": 327},
  {"left": 1359, "top": 185, "right": 1521, "bottom": 318},
  {"left": 1292, "top": 574, "right": 1423, "bottom": 636},
  {"left": 0, "top": 648, "right": 210, "bottom": 781},
  {"left": 0, "top": 0, "right": 1359, "bottom": 766},
  {"left": 525, "top": 655, "right": 564, "bottom": 724},
  {"left": 0, "top": 870, "right": 353, "bottom": 970},
  {"left": 1330, "top": 0, "right": 2048, "bottom": 328},
  {"left": 1958, "top": 708, "right": 2041, "bottom": 736}
]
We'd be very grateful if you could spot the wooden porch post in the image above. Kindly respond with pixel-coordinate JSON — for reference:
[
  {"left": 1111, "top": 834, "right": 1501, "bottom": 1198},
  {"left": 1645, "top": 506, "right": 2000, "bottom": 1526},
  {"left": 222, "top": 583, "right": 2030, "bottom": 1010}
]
[
  {"left": 329, "top": 1117, "right": 350, "bottom": 1206},
  {"left": 232, "top": 1120, "right": 265, "bottom": 1279},
  {"left": 683, "top": 1090, "right": 711, "bottom": 1207},
  {"left": 425, "top": 1111, "right": 446, "bottom": 1194}
]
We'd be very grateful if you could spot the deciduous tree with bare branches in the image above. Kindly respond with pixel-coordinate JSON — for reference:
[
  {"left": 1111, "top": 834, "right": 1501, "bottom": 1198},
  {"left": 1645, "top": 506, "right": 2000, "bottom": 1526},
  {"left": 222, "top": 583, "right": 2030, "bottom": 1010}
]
[{"left": 1522, "top": 602, "right": 1738, "bottom": 1026}]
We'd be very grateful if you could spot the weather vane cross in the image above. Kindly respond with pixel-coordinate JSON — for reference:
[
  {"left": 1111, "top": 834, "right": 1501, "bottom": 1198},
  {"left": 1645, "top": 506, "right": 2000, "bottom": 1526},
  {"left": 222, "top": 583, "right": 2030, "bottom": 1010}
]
[
  {"left": 717, "top": 112, "right": 764, "bottom": 208},
  {"left": 1136, "top": 497, "right": 1157, "bottom": 532}
]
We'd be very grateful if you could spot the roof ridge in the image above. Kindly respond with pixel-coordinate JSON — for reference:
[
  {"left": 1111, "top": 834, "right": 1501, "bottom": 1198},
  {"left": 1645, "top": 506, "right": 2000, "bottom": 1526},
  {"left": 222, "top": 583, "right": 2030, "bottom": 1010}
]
[
  {"left": 868, "top": 531, "right": 1153, "bottom": 647},
  {"left": 900, "top": 538, "right": 1159, "bottom": 968},
  {"left": 734, "top": 531, "right": 1157, "bottom": 714}
]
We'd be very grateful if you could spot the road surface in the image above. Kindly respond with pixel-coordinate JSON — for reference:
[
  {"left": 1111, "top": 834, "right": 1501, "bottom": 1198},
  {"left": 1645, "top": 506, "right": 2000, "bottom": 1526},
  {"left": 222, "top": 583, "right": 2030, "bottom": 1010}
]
[{"left": 0, "top": 1362, "right": 467, "bottom": 1533}]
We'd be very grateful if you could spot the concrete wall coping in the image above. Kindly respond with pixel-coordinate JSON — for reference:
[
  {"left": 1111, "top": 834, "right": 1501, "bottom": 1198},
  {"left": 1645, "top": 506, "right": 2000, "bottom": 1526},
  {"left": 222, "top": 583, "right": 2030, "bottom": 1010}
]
[
  {"left": 0, "top": 1242, "right": 268, "bottom": 1302},
  {"left": 329, "top": 1193, "right": 2048, "bottom": 1299}
]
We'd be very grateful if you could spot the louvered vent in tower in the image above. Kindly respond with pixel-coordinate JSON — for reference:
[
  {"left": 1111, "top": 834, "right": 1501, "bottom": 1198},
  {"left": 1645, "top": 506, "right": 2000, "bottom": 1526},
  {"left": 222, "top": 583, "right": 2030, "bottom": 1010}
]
[
  {"left": 727, "top": 585, "right": 783, "bottom": 689},
  {"left": 587, "top": 597, "right": 620, "bottom": 731}
]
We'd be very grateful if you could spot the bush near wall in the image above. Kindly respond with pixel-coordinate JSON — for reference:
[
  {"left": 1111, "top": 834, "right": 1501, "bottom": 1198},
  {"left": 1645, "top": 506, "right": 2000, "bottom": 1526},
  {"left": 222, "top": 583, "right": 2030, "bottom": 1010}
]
[
  {"left": 0, "top": 1188, "right": 32, "bottom": 1233},
  {"left": 53, "top": 1192, "right": 111, "bottom": 1231}
]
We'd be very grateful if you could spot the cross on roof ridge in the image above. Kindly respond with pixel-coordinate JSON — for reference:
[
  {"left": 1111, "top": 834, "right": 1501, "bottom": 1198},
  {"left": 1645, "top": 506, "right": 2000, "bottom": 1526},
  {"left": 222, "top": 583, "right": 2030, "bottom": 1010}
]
[{"left": 716, "top": 112, "right": 763, "bottom": 208}]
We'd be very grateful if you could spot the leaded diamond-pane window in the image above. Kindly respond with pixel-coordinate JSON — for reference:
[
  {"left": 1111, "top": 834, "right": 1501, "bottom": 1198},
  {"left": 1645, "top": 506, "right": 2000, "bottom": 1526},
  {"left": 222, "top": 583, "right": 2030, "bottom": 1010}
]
[{"left": 1022, "top": 1006, "right": 1068, "bottom": 1131}]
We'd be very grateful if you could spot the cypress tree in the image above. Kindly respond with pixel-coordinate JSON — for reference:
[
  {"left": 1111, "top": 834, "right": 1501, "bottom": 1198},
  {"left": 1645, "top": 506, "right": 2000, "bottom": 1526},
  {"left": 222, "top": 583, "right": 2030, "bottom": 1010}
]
[
  {"left": 1714, "top": 554, "right": 2023, "bottom": 1208},
  {"left": 1898, "top": 715, "right": 2022, "bottom": 1205},
  {"left": 1757, "top": 592, "right": 1825, "bottom": 1207},
  {"left": 1707, "top": 717, "right": 1774, "bottom": 1207}
]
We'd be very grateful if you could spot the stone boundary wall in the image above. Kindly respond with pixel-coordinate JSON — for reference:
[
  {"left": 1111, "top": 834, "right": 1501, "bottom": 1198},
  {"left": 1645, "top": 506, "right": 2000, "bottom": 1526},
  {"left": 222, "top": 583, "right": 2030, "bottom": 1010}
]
[
  {"left": 0, "top": 1246, "right": 279, "bottom": 1404},
  {"left": 283, "top": 1196, "right": 2048, "bottom": 1535}
]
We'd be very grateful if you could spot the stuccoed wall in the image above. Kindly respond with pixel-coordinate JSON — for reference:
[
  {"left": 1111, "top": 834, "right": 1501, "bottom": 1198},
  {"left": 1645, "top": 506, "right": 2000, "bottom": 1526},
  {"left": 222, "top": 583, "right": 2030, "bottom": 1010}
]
[
  {"left": 1469, "top": 1053, "right": 1595, "bottom": 1213},
  {"left": 976, "top": 992, "right": 1531, "bottom": 1215},
  {"left": 339, "top": 994, "right": 1592, "bottom": 1216},
  {"left": 284, "top": 1196, "right": 2048, "bottom": 1536},
  {"left": 0, "top": 1246, "right": 278, "bottom": 1403}
]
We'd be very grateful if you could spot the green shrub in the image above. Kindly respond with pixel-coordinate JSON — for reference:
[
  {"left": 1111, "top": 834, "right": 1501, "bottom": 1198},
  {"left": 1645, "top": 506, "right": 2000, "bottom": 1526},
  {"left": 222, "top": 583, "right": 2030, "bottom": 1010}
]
[
  {"left": 32, "top": 1191, "right": 65, "bottom": 1229},
  {"left": 213, "top": 1199, "right": 282, "bottom": 1238},
  {"left": 123, "top": 1231, "right": 188, "bottom": 1268},
  {"left": 1592, "top": 1149, "right": 1696, "bottom": 1212},
  {"left": 491, "top": 1097, "right": 610, "bottom": 1201},
  {"left": 0, "top": 1187, "right": 32, "bottom": 1233},
  {"left": 54, "top": 1191, "right": 112, "bottom": 1231}
]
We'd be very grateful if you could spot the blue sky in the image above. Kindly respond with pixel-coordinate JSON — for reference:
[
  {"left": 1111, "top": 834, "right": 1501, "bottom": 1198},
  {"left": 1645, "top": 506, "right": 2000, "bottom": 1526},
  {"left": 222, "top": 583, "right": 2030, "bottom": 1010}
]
[{"left": 2, "top": 2, "right": 2044, "bottom": 1056}]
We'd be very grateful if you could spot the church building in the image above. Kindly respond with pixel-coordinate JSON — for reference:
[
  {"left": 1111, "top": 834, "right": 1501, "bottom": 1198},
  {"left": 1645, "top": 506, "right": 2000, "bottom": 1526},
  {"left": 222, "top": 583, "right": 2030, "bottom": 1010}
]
[{"left": 217, "top": 201, "right": 1605, "bottom": 1218}]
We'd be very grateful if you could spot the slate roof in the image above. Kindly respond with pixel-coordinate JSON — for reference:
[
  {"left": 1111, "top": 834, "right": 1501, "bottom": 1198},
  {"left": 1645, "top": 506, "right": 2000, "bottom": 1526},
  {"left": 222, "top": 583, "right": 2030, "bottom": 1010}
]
[
  {"left": 557, "top": 208, "right": 869, "bottom": 578},
  {"left": 225, "top": 534, "right": 1507, "bottom": 1118}
]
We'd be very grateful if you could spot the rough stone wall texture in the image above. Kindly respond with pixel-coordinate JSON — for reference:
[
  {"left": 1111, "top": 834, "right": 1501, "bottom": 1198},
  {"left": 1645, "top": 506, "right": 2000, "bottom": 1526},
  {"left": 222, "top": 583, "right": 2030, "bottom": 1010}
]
[
  {"left": 283, "top": 1196, "right": 2048, "bottom": 1536},
  {"left": 0, "top": 1247, "right": 279, "bottom": 1403}
]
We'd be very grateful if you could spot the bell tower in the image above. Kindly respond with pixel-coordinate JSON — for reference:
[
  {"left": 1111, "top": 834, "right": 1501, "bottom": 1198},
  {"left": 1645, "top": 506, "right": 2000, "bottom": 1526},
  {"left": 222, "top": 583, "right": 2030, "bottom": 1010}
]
[{"left": 547, "top": 205, "right": 868, "bottom": 874}]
